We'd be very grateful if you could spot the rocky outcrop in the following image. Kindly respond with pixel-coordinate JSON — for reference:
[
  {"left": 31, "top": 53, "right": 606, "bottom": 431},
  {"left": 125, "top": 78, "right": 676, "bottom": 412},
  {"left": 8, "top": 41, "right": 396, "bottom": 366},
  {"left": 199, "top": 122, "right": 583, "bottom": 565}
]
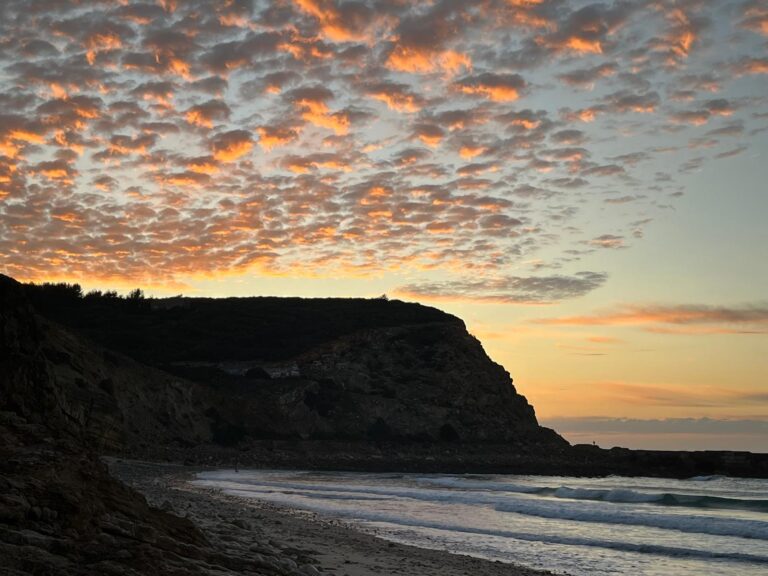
[
  {"left": 1, "top": 274, "right": 203, "bottom": 574},
  {"left": 1, "top": 274, "right": 359, "bottom": 575},
  {"left": 199, "top": 322, "right": 563, "bottom": 448},
  {"left": 20, "top": 282, "right": 565, "bottom": 451}
]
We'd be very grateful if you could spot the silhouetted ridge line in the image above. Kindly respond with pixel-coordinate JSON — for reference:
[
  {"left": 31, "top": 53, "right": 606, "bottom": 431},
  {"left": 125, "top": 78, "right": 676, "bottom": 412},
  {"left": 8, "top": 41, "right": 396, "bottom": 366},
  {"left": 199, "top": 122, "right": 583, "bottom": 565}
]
[{"left": 22, "top": 281, "right": 461, "bottom": 363}]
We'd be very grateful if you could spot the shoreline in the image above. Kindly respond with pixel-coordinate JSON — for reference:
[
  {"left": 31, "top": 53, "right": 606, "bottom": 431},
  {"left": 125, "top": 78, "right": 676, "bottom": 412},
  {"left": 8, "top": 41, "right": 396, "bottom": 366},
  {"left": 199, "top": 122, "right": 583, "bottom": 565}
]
[
  {"left": 118, "top": 440, "right": 768, "bottom": 480},
  {"left": 109, "top": 459, "right": 558, "bottom": 576}
]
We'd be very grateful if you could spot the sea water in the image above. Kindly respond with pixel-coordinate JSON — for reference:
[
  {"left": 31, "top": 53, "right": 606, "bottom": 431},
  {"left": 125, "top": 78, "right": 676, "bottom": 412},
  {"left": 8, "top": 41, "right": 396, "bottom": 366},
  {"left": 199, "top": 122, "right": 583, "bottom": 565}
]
[{"left": 194, "top": 469, "right": 768, "bottom": 575}]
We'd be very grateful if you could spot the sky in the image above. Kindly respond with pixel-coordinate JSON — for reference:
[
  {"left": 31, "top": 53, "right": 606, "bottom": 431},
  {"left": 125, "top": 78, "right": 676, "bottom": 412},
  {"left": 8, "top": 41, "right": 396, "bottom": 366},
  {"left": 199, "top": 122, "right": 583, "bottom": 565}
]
[{"left": 0, "top": 0, "right": 766, "bottom": 451}]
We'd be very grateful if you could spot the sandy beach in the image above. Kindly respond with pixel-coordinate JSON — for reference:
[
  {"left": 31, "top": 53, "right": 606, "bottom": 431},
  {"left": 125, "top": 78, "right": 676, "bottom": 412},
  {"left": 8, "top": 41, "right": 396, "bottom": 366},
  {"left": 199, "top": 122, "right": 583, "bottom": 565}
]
[{"left": 109, "top": 459, "right": 555, "bottom": 576}]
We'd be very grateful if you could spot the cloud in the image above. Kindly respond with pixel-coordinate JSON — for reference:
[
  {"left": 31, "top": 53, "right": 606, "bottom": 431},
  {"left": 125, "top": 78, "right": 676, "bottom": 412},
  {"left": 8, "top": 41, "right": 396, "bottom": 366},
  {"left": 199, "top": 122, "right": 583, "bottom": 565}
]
[
  {"left": 396, "top": 272, "right": 607, "bottom": 304},
  {"left": 210, "top": 129, "right": 254, "bottom": 162},
  {"left": 536, "top": 3, "right": 637, "bottom": 55},
  {"left": 454, "top": 73, "right": 526, "bottom": 102},
  {"left": 0, "top": 0, "right": 763, "bottom": 290},
  {"left": 589, "top": 234, "right": 625, "bottom": 249},
  {"left": 257, "top": 125, "right": 299, "bottom": 151},
  {"left": 363, "top": 81, "right": 424, "bottom": 113},
  {"left": 383, "top": 2, "right": 472, "bottom": 75},
  {"left": 732, "top": 57, "right": 768, "bottom": 76},
  {"left": 185, "top": 100, "right": 231, "bottom": 129},
  {"left": 534, "top": 304, "right": 768, "bottom": 334},
  {"left": 412, "top": 123, "right": 445, "bottom": 147},
  {"left": 739, "top": 0, "right": 768, "bottom": 36},
  {"left": 291, "top": 0, "right": 377, "bottom": 42},
  {"left": 558, "top": 62, "right": 618, "bottom": 87}
]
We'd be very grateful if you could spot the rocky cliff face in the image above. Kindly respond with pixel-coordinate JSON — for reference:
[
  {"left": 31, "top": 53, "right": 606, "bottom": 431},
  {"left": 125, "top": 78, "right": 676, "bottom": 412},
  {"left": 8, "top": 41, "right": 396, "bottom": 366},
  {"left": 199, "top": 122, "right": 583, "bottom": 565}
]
[
  {"left": 1, "top": 271, "right": 568, "bottom": 456},
  {"left": 1, "top": 288, "right": 212, "bottom": 454},
  {"left": 19, "top": 280, "right": 566, "bottom": 452},
  {"left": 298, "top": 322, "right": 551, "bottom": 443},
  {"left": 0, "top": 274, "right": 209, "bottom": 574},
  {"left": 3, "top": 274, "right": 365, "bottom": 575},
  {"left": 204, "top": 322, "right": 562, "bottom": 447}
]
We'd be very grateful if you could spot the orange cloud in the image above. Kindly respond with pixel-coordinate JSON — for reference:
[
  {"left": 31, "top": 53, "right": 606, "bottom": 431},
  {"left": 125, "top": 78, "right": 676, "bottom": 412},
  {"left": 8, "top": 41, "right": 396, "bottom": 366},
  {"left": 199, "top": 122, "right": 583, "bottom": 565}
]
[
  {"left": 564, "top": 37, "right": 603, "bottom": 54},
  {"left": 386, "top": 45, "right": 471, "bottom": 76},
  {"left": 292, "top": 0, "right": 374, "bottom": 42},
  {"left": 666, "top": 9, "right": 695, "bottom": 60},
  {"left": 733, "top": 57, "right": 768, "bottom": 75},
  {"left": 459, "top": 146, "right": 486, "bottom": 159},
  {"left": 8, "top": 130, "right": 46, "bottom": 145},
  {"left": 158, "top": 0, "right": 177, "bottom": 13},
  {"left": 281, "top": 153, "right": 351, "bottom": 173},
  {"left": 455, "top": 73, "right": 525, "bottom": 102},
  {"left": 160, "top": 171, "right": 211, "bottom": 187},
  {"left": 369, "top": 92, "right": 419, "bottom": 113},
  {"left": 257, "top": 126, "right": 299, "bottom": 150},
  {"left": 504, "top": 0, "right": 554, "bottom": 30},
  {"left": 413, "top": 124, "right": 444, "bottom": 147},
  {"left": 670, "top": 110, "right": 710, "bottom": 126},
  {"left": 589, "top": 234, "right": 624, "bottom": 249},
  {"left": 185, "top": 100, "right": 231, "bottom": 128},
  {"left": 534, "top": 304, "right": 768, "bottom": 334},
  {"left": 210, "top": 130, "right": 253, "bottom": 162},
  {"left": 185, "top": 156, "right": 219, "bottom": 175},
  {"left": 297, "top": 100, "right": 349, "bottom": 135},
  {"left": 365, "top": 83, "right": 422, "bottom": 113},
  {"left": 577, "top": 108, "right": 598, "bottom": 122},
  {"left": 587, "top": 336, "right": 623, "bottom": 344},
  {"left": 84, "top": 31, "right": 123, "bottom": 65},
  {"left": 31, "top": 160, "right": 76, "bottom": 183},
  {"left": 534, "top": 3, "right": 633, "bottom": 56},
  {"left": 741, "top": 2, "right": 768, "bottom": 36},
  {"left": 278, "top": 32, "right": 334, "bottom": 61}
]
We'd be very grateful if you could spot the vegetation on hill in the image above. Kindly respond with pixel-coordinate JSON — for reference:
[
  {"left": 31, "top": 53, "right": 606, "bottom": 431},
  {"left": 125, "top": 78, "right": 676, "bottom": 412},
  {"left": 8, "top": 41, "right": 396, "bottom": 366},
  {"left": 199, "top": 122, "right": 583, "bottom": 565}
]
[{"left": 22, "top": 282, "right": 461, "bottom": 364}]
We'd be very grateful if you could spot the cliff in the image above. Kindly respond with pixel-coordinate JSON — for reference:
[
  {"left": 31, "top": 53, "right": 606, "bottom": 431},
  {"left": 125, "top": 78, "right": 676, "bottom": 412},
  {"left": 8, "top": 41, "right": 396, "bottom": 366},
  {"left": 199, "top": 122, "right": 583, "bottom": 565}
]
[
  {"left": 1, "top": 274, "right": 381, "bottom": 575},
  {"left": 0, "top": 274, "right": 207, "bottom": 574},
  {"left": 19, "top": 281, "right": 566, "bottom": 454}
]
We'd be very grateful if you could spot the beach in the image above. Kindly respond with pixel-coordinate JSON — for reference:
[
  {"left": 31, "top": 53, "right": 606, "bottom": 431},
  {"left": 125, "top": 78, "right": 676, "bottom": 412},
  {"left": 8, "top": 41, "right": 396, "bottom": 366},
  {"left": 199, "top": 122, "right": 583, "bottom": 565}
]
[{"left": 109, "top": 459, "right": 553, "bottom": 576}]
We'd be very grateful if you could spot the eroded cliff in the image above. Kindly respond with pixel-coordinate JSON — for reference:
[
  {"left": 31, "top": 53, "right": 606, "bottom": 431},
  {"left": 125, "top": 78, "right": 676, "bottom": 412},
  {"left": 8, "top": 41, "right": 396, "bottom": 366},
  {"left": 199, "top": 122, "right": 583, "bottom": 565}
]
[{"left": 19, "top": 281, "right": 565, "bottom": 452}]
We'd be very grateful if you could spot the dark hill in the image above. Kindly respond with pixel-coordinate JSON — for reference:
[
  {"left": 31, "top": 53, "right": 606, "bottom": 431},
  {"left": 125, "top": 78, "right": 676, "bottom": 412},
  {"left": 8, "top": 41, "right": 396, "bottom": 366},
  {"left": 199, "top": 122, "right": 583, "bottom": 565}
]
[
  {"left": 23, "top": 283, "right": 459, "bottom": 363},
  {"left": 19, "top": 280, "right": 565, "bottom": 451}
]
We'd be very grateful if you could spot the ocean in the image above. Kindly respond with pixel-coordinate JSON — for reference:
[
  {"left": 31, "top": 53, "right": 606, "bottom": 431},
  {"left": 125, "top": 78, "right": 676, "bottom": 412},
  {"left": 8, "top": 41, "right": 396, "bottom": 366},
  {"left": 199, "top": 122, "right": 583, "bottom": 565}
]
[{"left": 194, "top": 469, "right": 768, "bottom": 575}]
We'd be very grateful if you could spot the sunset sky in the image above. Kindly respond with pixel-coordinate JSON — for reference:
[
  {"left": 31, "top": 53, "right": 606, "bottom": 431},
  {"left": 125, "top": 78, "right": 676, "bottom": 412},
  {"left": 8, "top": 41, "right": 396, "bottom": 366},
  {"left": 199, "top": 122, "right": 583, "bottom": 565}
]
[{"left": 1, "top": 0, "right": 766, "bottom": 450}]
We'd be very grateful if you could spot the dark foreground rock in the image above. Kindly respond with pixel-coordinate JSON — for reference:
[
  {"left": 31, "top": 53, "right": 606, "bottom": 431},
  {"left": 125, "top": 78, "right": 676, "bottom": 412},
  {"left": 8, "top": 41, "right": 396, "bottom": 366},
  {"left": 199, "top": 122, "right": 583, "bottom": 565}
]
[{"left": 1, "top": 275, "right": 302, "bottom": 575}]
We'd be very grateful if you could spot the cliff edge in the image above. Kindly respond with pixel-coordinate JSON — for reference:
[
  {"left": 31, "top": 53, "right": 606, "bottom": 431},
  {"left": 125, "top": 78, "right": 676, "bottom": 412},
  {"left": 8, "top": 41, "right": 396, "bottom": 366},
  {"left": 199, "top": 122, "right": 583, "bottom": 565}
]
[{"left": 19, "top": 280, "right": 566, "bottom": 455}]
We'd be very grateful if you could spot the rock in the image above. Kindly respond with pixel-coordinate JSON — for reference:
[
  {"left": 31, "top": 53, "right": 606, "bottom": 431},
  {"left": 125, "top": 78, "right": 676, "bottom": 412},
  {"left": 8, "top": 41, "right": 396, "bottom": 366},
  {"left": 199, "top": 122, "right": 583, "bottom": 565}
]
[{"left": 231, "top": 518, "right": 251, "bottom": 530}]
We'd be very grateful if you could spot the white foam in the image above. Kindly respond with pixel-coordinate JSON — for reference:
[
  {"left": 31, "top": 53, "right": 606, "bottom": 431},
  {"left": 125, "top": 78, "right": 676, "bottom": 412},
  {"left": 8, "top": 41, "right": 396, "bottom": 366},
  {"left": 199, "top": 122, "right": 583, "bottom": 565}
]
[
  {"left": 194, "top": 472, "right": 768, "bottom": 541},
  {"left": 220, "top": 486, "right": 768, "bottom": 565}
]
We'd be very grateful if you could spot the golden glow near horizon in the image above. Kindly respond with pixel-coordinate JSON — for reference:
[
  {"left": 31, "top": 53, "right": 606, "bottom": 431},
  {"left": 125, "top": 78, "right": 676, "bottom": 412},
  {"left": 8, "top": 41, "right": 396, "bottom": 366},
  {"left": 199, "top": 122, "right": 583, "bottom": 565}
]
[{"left": 1, "top": 0, "right": 767, "bottom": 450}]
